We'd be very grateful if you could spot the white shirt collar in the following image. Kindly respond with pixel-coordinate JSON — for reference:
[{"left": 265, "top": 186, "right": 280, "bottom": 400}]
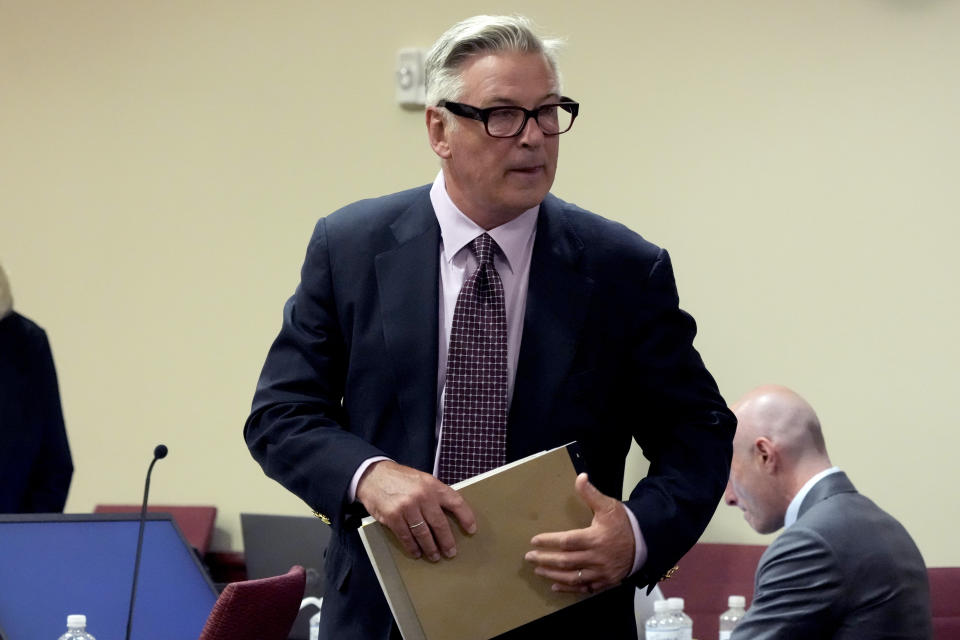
[
  {"left": 784, "top": 466, "right": 842, "bottom": 528},
  {"left": 429, "top": 170, "right": 538, "bottom": 272}
]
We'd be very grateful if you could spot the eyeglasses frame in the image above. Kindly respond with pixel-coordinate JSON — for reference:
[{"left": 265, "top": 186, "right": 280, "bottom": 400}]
[{"left": 437, "top": 97, "right": 580, "bottom": 138}]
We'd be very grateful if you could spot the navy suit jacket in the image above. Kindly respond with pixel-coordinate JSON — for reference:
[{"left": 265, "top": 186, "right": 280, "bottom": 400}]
[
  {"left": 732, "top": 472, "right": 932, "bottom": 639},
  {"left": 245, "top": 186, "right": 735, "bottom": 639}
]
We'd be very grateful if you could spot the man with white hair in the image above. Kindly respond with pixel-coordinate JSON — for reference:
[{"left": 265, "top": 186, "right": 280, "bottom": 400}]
[
  {"left": 0, "top": 262, "right": 74, "bottom": 513},
  {"left": 725, "top": 385, "right": 931, "bottom": 639},
  {"left": 246, "top": 15, "right": 734, "bottom": 638}
]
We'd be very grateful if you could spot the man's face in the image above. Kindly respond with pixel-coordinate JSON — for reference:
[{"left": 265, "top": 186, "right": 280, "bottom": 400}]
[
  {"left": 429, "top": 51, "right": 560, "bottom": 227},
  {"left": 724, "top": 426, "right": 785, "bottom": 535}
]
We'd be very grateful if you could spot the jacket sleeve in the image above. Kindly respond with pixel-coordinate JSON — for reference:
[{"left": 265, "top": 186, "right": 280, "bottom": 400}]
[
  {"left": 243, "top": 218, "right": 386, "bottom": 527},
  {"left": 730, "top": 526, "right": 841, "bottom": 639},
  {"left": 24, "top": 327, "right": 73, "bottom": 512},
  {"left": 621, "top": 249, "right": 736, "bottom": 589}
]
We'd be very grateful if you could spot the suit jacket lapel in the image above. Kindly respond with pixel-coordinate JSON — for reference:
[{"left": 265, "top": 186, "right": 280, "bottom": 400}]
[
  {"left": 374, "top": 193, "right": 441, "bottom": 471},
  {"left": 508, "top": 195, "right": 595, "bottom": 459}
]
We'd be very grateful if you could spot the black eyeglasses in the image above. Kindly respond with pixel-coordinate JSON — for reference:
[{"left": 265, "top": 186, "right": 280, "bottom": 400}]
[{"left": 438, "top": 97, "right": 580, "bottom": 138}]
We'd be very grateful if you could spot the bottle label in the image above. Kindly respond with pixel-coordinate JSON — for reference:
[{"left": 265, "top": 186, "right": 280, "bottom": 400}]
[{"left": 720, "top": 632, "right": 732, "bottom": 640}]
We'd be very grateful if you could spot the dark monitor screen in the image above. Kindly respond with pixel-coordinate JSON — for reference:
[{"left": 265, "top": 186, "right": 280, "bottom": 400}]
[
  {"left": 241, "top": 513, "right": 330, "bottom": 640},
  {"left": 0, "top": 513, "right": 219, "bottom": 640}
]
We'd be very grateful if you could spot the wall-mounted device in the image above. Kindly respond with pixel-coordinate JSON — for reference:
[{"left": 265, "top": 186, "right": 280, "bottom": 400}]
[{"left": 396, "top": 48, "right": 426, "bottom": 107}]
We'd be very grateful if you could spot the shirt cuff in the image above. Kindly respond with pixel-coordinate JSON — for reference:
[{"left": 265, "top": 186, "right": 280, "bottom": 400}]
[
  {"left": 621, "top": 502, "right": 648, "bottom": 576},
  {"left": 348, "top": 456, "right": 392, "bottom": 503}
]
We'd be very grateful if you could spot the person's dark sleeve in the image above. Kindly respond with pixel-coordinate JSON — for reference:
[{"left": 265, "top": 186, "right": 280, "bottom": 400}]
[
  {"left": 622, "top": 249, "right": 736, "bottom": 589},
  {"left": 24, "top": 328, "right": 73, "bottom": 512},
  {"left": 243, "top": 218, "right": 386, "bottom": 527}
]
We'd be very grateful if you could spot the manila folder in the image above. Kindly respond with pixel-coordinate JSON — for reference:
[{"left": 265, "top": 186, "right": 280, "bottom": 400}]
[{"left": 358, "top": 443, "right": 595, "bottom": 640}]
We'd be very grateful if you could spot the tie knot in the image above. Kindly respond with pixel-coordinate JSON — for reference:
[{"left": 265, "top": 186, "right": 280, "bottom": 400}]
[{"left": 469, "top": 233, "right": 497, "bottom": 267}]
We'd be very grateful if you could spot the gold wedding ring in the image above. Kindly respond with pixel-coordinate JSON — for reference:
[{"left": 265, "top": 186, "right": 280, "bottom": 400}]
[{"left": 409, "top": 520, "right": 426, "bottom": 529}]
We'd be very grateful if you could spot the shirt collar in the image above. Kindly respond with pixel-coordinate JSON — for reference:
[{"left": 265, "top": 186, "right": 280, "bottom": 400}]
[
  {"left": 429, "top": 170, "right": 538, "bottom": 273},
  {"left": 784, "top": 466, "right": 842, "bottom": 528}
]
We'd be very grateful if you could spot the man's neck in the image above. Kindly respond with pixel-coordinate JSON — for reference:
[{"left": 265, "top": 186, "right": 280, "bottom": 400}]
[
  {"left": 456, "top": 203, "right": 524, "bottom": 231},
  {"left": 783, "top": 465, "right": 841, "bottom": 528},
  {"left": 440, "top": 171, "right": 534, "bottom": 231},
  {"left": 786, "top": 460, "right": 834, "bottom": 499}
]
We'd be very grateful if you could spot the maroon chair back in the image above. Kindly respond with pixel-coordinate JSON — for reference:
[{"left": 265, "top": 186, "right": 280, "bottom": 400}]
[
  {"left": 929, "top": 567, "right": 960, "bottom": 640},
  {"left": 199, "top": 565, "right": 306, "bottom": 640},
  {"left": 94, "top": 504, "right": 217, "bottom": 555},
  {"left": 659, "top": 543, "right": 767, "bottom": 640}
]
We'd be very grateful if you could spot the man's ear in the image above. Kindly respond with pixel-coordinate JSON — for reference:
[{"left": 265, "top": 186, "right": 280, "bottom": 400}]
[
  {"left": 754, "top": 436, "right": 778, "bottom": 472},
  {"left": 426, "top": 107, "right": 452, "bottom": 159}
]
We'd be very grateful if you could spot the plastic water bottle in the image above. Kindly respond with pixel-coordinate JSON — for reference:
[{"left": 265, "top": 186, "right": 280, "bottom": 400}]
[
  {"left": 57, "top": 615, "right": 96, "bottom": 640},
  {"left": 645, "top": 599, "right": 680, "bottom": 640},
  {"left": 668, "top": 597, "right": 693, "bottom": 640},
  {"left": 719, "top": 595, "right": 746, "bottom": 639}
]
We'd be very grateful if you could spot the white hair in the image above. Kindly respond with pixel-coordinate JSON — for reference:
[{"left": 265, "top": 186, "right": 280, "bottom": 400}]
[
  {"left": 424, "top": 15, "right": 564, "bottom": 111},
  {"left": 0, "top": 262, "right": 12, "bottom": 318}
]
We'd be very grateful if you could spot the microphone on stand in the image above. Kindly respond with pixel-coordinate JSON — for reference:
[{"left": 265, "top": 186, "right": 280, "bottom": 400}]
[{"left": 124, "top": 444, "right": 168, "bottom": 640}]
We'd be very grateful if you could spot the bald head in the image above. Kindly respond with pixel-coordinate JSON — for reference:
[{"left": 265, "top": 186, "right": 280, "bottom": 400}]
[
  {"left": 732, "top": 384, "right": 829, "bottom": 465},
  {"left": 724, "top": 385, "right": 832, "bottom": 534}
]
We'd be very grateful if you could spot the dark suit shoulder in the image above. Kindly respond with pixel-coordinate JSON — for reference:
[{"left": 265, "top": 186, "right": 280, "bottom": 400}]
[
  {"left": 0, "top": 312, "right": 50, "bottom": 360},
  {"left": 799, "top": 489, "right": 925, "bottom": 563},
  {"left": 540, "top": 193, "right": 666, "bottom": 283},
  {"left": 545, "top": 194, "right": 661, "bottom": 254},
  {"left": 0, "top": 311, "right": 46, "bottom": 339},
  {"left": 307, "top": 185, "right": 436, "bottom": 266}
]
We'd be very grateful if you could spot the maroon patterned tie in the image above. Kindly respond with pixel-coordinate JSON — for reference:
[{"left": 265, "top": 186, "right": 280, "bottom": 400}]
[{"left": 437, "top": 233, "right": 509, "bottom": 485}]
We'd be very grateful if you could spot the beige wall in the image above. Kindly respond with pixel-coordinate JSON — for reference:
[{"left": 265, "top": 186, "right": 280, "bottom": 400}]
[{"left": 2, "top": 1, "right": 957, "bottom": 565}]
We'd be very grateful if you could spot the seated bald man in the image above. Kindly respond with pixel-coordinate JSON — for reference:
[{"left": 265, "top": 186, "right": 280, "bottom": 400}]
[{"left": 725, "top": 385, "right": 932, "bottom": 639}]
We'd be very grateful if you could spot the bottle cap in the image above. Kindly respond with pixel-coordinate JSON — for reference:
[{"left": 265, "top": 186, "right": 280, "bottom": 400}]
[
  {"left": 729, "top": 595, "right": 746, "bottom": 608},
  {"left": 653, "top": 599, "right": 670, "bottom": 612},
  {"left": 667, "top": 596, "right": 685, "bottom": 611},
  {"left": 67, "top": 615, "right": 86, "bottom": 628}
]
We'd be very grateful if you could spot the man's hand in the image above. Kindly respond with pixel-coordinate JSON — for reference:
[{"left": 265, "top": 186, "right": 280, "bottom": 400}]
[
  {"left": 524, "top": 473, "right": 635, "bottom": 593},
  {"left": 356, "top": 460, "right": 477, "bottom": 562}
]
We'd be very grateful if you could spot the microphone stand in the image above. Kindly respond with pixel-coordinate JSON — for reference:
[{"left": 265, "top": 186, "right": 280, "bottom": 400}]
[{"left": 125, "top": 444, "right": 167, "bottom": 640}]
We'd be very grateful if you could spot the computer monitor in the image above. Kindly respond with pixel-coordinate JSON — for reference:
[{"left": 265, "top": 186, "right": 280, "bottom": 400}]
[
  {"left": 240, "top": 513, "right": 330, "bottom": 640},
  {"left": 0, "top": 513, "right": 219, "bottom": 640}
]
